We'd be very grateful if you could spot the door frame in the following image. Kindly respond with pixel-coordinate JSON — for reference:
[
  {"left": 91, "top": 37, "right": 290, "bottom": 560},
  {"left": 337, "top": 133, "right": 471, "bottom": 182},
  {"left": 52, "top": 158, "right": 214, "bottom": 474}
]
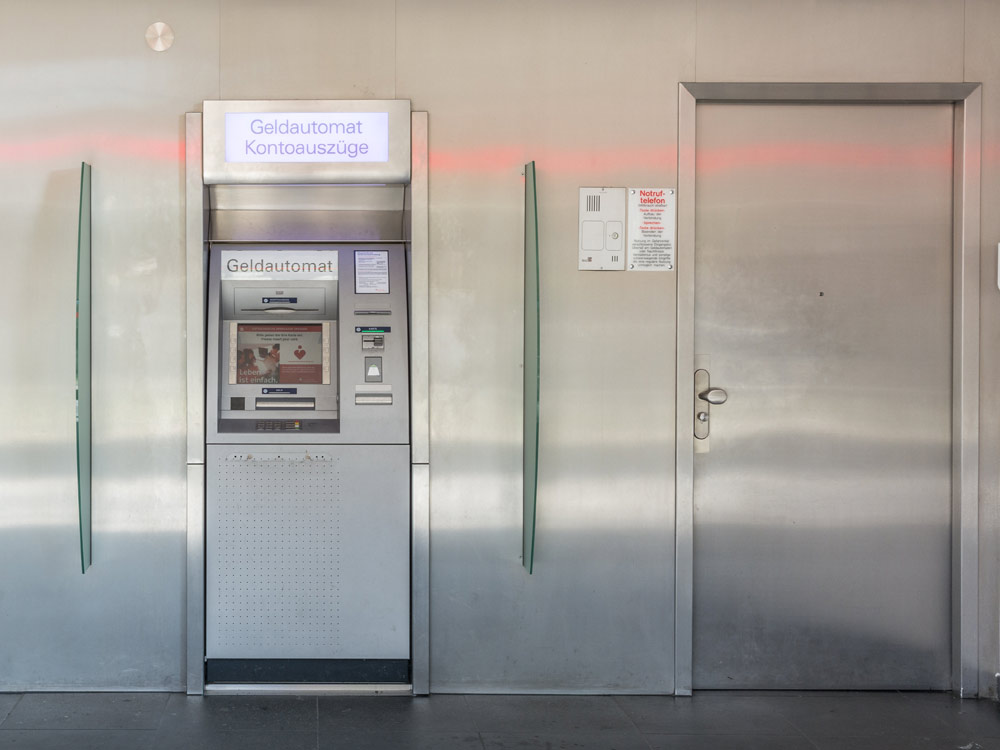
[{"left": 674, "top": 82, "right": 982, "bottom": 696}]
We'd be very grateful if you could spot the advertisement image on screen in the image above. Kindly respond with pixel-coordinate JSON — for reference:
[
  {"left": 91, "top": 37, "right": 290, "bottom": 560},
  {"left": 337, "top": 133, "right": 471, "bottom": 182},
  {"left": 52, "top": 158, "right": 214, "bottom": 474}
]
[{"left": 236, "top": 324, "right": 323, "bottom": 384}]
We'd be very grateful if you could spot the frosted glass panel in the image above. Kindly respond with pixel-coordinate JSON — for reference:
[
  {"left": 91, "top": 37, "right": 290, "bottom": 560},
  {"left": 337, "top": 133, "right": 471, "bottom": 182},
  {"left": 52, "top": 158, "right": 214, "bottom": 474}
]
[
  {"left": 523, "top": 161, "right": 539, "bottom": 573},
  {"left": 77, "top": 162, "right": 92, "bottom": 573}
]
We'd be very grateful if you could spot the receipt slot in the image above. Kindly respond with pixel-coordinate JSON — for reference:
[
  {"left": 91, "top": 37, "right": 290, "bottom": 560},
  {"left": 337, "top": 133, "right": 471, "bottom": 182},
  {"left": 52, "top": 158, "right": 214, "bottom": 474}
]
[{"left": 191, "top": 99, "right": 421, "bottom": 690}]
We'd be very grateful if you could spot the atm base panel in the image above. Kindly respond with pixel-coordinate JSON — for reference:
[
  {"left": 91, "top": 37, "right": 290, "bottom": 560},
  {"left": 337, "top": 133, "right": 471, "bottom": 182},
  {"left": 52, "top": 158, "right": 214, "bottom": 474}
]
[{"left": 206, "top": 443, "right": 411, "bottom": 662}]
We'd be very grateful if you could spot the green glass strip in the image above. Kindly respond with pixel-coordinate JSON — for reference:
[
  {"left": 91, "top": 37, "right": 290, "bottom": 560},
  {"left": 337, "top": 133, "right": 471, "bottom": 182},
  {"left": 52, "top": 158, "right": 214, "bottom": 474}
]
[
  {"left": 523, "top": 161, "right": 540, "bottom": 573},
  {"left": 76, "top": 162, "right": 92, "bottom": 573}
]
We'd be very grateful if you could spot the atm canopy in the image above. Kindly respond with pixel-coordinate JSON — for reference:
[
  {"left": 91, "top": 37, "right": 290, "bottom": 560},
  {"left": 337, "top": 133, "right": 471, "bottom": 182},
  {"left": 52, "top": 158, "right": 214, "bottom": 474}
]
[{"left": 203, "top": 100, "right": 411, "bottom": 185}]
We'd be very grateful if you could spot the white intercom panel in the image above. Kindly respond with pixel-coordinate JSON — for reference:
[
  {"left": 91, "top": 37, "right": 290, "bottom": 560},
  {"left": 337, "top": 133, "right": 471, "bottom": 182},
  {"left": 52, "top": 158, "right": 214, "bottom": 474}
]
[{"left": 578, "top": 187, "right": 627, "bottom": 270}]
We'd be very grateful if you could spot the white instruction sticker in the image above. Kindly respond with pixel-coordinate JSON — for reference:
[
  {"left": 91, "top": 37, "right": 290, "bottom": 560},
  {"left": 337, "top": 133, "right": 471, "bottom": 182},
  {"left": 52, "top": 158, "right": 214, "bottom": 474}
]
[
  {"left": 355, "top": 250, "right": 390, "bottom": 294},
  {"left": 627, "top": 188, "right": 676, "bottom": 271}
]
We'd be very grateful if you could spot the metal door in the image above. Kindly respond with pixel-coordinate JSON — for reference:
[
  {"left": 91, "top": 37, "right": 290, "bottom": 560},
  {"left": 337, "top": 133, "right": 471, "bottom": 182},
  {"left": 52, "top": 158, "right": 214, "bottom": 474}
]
[{"left": 691, "top": 102, "right": 954, "bottom": 689}]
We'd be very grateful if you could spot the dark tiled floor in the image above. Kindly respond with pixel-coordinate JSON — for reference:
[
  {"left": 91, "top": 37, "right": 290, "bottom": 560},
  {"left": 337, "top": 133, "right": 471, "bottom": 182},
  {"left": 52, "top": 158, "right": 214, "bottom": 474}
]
[{"left": 0, "top": 691, "right": 998, "bottom": 749}]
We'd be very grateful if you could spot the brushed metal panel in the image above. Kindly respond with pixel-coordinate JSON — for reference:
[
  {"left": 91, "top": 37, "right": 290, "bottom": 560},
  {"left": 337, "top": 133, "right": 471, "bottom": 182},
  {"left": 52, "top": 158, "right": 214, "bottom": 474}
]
[
  {"left": 186, "top": 463, "right": 205, "bottom": 695},
  {"left": 411, "top": 463, "right": 430, "bottom": 695},
  {"left": 186, "top": 112, "right": 208, "bottom": 695},
  {"left": 695, "top": 0, "right": 964, "bottom": 83},
  {"left": 206, "top": 444, "right": 410, "bottom": 659},
  {"left": 211, "top": 185, "right": 405, "bottom": 212},
  {"left": 0, "top": 0, "right": 218, "bottom": 690},
  {"left": 952, "top": 88, "right": 982, "bottom": 696},
  {"left": 674, "top": 83, "right": 698, "bottom": 697},
  {"left": 409, "top": 112, "right": 430, "bottom": 696},
  {"left": 409, "top": 112, "right": 430, "bottom": 467},
  {"left": 692, "top": 101, "right": 954, "bottom": 689},
  {"left": 187, "top": 113, "right": 206, "bottom": 466},
  {"left": 397, "top": 0, "right": 692, "bottom": 693},
  {"left": 209, "top": 210, "right": 405, "bottom": 243},
  {"left": 219, "top": 0, "right": 395, "bottom": 101},
  {"left": 683, "top": 82, "right": 979, "bottom": 104},
  {"left": 965, "top": 0, "right": 1000, "bottom": 698}
]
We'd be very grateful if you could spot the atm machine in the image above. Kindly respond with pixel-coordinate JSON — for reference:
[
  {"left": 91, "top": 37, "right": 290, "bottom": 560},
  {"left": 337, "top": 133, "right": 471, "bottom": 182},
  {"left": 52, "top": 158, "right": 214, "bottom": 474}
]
[{"left": 184, "top": 101, "right": 428, "bottom": 693}]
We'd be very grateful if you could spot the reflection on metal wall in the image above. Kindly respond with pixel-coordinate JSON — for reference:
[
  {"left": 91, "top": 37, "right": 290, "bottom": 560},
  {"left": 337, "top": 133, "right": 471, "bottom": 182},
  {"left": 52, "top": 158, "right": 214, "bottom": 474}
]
[
  {"left": 0, "top": 2, "right": 220, "bottom": 689},
  {"left": 395, "top": 1, "right": 684, "bottom": 692},
  {"left": 2, "top": 0, "right": 999, "bottom": 695},
  {"left": 692, "top": 101, "right": 954, "bottom": 690}
]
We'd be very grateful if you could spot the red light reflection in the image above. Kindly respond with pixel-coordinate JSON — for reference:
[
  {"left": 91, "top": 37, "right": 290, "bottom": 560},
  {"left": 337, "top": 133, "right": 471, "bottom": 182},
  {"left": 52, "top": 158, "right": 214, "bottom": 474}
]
[
  {"left": 0, "top": 134, "right": 183, "bottom": 163},
  {"left": 696, "top": 142, "right": 953, "bottom": 173},
  {"left": 430, "top": 146, "right": 676, "bottom": 173}
]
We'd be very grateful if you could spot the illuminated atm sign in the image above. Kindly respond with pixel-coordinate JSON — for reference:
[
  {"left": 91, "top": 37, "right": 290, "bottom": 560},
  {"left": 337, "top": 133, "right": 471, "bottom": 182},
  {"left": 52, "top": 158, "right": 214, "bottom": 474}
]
[
  {"left": 202, "top": 99, "right": 410, "bottom": 185},
  {"left": 225, "top": 112, "right": 389, "bottom": 163}
]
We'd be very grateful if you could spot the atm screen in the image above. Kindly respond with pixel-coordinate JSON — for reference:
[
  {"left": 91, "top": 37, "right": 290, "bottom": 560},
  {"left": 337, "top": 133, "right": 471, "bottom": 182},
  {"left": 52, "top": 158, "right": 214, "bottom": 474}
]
[{"left": 231, "top": 323, "right": 328, "bottom": 385}]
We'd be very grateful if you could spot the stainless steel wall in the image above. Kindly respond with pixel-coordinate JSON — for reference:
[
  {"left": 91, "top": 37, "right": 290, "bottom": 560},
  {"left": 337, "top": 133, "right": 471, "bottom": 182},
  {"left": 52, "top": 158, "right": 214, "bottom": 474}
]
[
  {"left": 396, "top": 1, "right": 690, "bottom": 693},
  {"left": 0, "top": 1, "right": 219, "bottom": 689},
  {"left": 1, "top": 0, "right": 998, "bottom": 695}
]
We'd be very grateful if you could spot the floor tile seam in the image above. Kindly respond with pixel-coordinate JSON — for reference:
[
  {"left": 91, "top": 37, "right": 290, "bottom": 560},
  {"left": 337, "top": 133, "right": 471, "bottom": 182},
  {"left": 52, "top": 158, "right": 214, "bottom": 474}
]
[
  {"left": 151, "top": 729, "right": 321, "bottom": 738},
  {"left": 0, "top": 728, "right": 157, "bottom": 733},
  {"left": 150, "top": 691, "right": 173, "bottom": 733},
  {"left": 475, "top": 729, "right": 656, "bottom": 749},
  {"left": 0, "top": 695, "right": 23, "bottom": 729},
  {"left": 438, "top": 727, "right": 644, "bottom": 737},
  {"left": 460, "top": 693, "right": 485, "bottom": 735},
  {"left": 476, "top": 728, "right": 667, "bottom": 736},
  {"left": 0, "top": 726, "right": 163, "bottom": 732},
  {"left": 793, "top": 733, "right": 982, "bottom": 741},
  {"left": 638, "top": 731, "right": 824, "bottom": 738},
  {"left": 773, "top": 712, "right": 834, "bottom": 745},
  {"left": 888, "top": 687, "right": 964, "bottom": 732},
  {"left": 627, "top": 729, "right": 806, "bottom": 737},
  {"left": 612, "top": 694, "right": 650, "bottom": 738},
  {"left": 639, "top": 732, "right": 820, "bottom": 750},
  {"left": 487, "top": 736, "right": 654, "bottom": 750},
  {"left": 157, "top": 693, "right": 190, "bottom": 729},
  {"left": 308, "top": 726, "right": 475, "bottom": 749},
  {"left": 315, "top": 727, "right": 487, "bottom": 735}
]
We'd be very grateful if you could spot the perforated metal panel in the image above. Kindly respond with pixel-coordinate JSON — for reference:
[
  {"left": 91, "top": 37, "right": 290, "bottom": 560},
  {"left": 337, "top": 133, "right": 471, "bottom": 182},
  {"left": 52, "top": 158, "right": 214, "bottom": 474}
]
[{"left": 207, "top": 444, "right": 410, "bottom": 660}]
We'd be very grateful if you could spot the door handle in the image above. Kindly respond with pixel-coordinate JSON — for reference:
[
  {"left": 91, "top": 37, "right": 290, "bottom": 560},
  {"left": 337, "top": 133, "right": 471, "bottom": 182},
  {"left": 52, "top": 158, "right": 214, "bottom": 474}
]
[
  {"left": 694, "top": 370, "right": 727, "bottom": 440},
  {"left": 699, "top": 387, "right": 728, "bottom": 405}
]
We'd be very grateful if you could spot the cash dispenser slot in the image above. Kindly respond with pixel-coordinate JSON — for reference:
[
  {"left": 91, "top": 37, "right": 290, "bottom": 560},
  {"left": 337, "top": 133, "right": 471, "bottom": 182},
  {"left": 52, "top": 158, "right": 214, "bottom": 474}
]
[
  {"left": 355, "top": 385, "right": 392, "bottom": 405},
  {"left": 256, "top": 397, "right": 316, "bottom": 410}
]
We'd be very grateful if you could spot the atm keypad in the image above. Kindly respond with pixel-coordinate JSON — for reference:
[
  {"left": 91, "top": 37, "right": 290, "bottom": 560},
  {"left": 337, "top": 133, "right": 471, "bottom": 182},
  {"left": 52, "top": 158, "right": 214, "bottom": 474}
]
[{"left": 362, "top": 334, "right": 385, "bottom": 350}]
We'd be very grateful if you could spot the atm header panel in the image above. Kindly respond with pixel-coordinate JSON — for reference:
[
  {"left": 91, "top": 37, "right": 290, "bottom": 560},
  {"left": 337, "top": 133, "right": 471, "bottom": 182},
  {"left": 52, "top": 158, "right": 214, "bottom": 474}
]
[{"left": 203, "top": 100, "right": 411, "bottom": 185}]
